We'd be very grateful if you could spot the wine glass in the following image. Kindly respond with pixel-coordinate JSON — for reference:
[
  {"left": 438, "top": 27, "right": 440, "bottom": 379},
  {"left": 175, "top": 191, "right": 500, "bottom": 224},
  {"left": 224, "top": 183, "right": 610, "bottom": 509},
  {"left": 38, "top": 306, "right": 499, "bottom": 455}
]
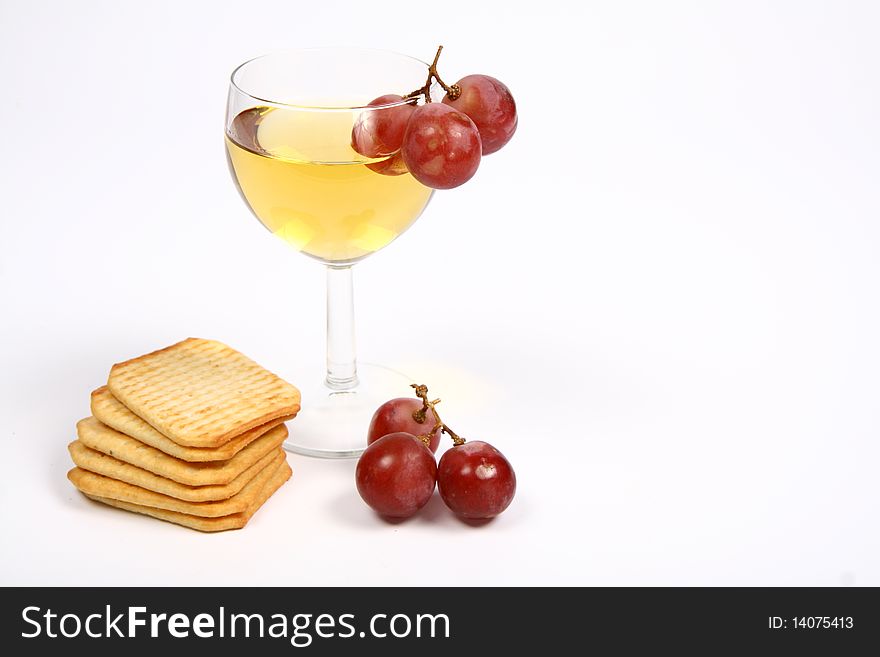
[{"left": 225, "top": 48, "right": 438, "bottom": 458}]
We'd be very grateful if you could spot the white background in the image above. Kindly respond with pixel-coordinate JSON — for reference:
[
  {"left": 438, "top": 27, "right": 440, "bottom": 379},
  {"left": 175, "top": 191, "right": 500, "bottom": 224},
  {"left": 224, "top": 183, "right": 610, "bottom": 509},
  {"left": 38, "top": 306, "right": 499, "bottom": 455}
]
[{"left": 1, "top": 0, "right": 878, "bottom": 585}]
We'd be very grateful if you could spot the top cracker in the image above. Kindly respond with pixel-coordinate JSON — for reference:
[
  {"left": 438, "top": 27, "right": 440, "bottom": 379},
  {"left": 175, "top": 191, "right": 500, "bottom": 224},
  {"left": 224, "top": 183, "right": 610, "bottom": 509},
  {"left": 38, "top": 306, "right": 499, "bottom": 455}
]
[{"left": 108, "top": 338, "right": 301, "bottom": 448}]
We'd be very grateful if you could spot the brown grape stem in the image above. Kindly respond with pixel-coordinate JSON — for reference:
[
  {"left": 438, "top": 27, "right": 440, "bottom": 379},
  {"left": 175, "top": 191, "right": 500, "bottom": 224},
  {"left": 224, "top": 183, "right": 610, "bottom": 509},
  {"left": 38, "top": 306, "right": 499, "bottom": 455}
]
[
  {"left": 411, "top": 384, "right": 431, "bottom": 424},
  {"left": 410, "top": 383, "right": 466, "bottom": 446},
  {"left": 403, "top": 45, "right": 461, "bottom": 104}
]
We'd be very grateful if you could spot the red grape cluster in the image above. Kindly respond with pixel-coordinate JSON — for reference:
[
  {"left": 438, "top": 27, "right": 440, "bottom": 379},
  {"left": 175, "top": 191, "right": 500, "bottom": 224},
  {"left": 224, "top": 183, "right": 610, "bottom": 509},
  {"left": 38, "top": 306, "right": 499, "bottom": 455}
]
[
  {"left": 356, "top": 384, "right": 516, "bottom": 520},
  {"left": 351, "top": 46, "right": 517, "bottom": 189}
]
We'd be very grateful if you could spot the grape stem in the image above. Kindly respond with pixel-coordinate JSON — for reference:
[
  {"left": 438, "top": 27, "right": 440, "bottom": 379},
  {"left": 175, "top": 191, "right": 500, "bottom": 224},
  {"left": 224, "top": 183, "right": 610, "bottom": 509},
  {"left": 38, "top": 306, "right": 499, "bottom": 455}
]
[
  {"left": 404, "top": 45, "right": 461, "bottom": 103},
  {"left": 410, "top": 383, "right": 466, "bottom": 446}
]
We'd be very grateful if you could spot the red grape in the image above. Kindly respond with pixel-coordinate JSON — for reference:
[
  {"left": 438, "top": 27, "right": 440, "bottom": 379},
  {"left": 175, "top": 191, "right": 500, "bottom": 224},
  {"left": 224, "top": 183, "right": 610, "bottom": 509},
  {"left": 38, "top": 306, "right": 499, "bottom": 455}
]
[
  {"left": 368, "top": 397, "right": 441, "bottom": 453},
  {"left": 356, "top": 432, "right": 437, "bottom": 518},
  {"left": 401, "top": 103, "right": 481, "bottom": 189},
  {"left": 351, "top": 94, "right": 415, "bottom": 158},
  {"left": 443, "top": 75, "right": 517, "bottom": 155},
  {"left": 437, "top": 441, "right": 516, "bottom": 519}
]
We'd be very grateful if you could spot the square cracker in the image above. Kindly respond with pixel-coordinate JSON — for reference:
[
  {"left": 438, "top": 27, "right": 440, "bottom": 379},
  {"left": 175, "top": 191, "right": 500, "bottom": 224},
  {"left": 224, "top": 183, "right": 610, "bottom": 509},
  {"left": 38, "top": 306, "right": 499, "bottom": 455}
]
[
  {"left": 91, "top": 386, "right": 293, "bottom": 462},
  {"left": 68, "top": 440, "right": 279, "bottom": 502},
  {"left": 68, "top": 450, "right": 287, "bottom": 517},
  {"left": 107, "top": 338, "right": 301, "bottom": 448},
  {"left": 79, "top": 459, "right": 292, "bottom": 532},
  {"left": 76, "top": 416, "right": 287, "bottom": 486}
]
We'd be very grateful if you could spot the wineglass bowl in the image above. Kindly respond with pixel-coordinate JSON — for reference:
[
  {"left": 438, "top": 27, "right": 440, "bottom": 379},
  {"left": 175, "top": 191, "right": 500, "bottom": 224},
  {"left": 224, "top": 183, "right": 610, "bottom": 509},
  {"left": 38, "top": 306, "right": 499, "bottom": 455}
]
[{"left": 225, "top": 48, "right": 437, "bottom": 457}]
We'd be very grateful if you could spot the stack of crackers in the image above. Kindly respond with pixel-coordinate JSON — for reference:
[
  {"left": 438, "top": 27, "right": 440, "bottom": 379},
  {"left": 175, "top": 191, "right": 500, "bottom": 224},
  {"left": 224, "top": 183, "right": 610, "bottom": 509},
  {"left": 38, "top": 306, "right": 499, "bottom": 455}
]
[{"left": 66, "top": 338, "right": 301, "bottom": 532}]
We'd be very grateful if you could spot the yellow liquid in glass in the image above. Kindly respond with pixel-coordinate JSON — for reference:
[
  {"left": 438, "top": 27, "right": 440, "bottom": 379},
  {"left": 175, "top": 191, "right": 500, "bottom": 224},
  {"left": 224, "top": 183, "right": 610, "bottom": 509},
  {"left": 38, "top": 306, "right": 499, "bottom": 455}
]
[{"left": 225, "top": 107, "right": 432, "bottom": 264}]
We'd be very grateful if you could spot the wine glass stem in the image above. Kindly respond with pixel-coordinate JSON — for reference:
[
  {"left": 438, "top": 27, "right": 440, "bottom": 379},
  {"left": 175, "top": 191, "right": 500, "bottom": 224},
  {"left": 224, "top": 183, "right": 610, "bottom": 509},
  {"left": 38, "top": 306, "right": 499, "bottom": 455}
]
[{"left": 325, "top": 264, "right": 358, "bottom": 390}]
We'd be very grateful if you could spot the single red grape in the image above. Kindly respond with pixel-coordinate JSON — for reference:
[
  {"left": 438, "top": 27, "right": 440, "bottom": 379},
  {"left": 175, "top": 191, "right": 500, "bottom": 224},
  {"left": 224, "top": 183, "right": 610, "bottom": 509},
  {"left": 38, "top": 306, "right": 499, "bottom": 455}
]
[
  {"left": 368, "top": 398, "right": 441, "bottom": 453},
  {"left": 437, "top": 441, "right": 516, "bottom": 519},
  {"left": 401, "top": 103, "right": 481, "bottom": 189},
  {"left": 356, "top": 432, "right": 437, "bottom": 518},
  {"left": 351, "top": 94, "right": 416, "bottom": 158},
  {"left": 443, "top": 74, "right": 517, "bottom": 155}
]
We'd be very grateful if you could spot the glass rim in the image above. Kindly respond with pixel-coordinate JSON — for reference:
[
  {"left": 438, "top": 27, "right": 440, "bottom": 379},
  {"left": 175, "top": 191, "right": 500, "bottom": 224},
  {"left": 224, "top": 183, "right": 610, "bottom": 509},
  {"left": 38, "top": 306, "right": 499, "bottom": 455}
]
[{"left": 229, "top": 47, "right": 436, "bottom": 111}]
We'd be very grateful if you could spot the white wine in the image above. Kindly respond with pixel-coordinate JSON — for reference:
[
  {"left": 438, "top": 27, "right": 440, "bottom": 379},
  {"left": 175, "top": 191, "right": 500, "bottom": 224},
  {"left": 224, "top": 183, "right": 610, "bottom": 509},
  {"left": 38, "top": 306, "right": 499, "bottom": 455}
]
[{"left": 226, "top": 107, "right": 433, "bottom": 264}]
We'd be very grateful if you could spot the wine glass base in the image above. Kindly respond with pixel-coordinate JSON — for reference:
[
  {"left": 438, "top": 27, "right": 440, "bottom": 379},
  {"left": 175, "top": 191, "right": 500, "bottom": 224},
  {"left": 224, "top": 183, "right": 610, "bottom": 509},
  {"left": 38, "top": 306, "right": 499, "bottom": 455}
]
[{"left": 283, "top": 362, "right": 413, "bottom": 459}]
